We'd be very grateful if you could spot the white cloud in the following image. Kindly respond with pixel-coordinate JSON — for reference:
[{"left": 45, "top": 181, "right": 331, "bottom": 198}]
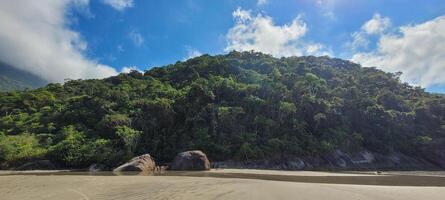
[
  {"left": 232, "top": 8, "right": 252, "bottom": 22},
  {"left": 121, "top": 66, "right": 142, "bottom": 73},
  {"left": 348, "top": 32, "right": 370, "bottom": 50},
  {"left": 185, "top": 46, "right": 202, "bottom": 60},
  {"left": 257, "top": 0, "right": 268, "bottom": 6},
  {"left": 0, "top": 0, "right": 118, "bottom": 83},
  {"left": 128, "top": 30, "right": 144, "bottom": 47},
  {"left": 305, "top": 44, "right": 333, "bottom": 57},
  {"left": 102, "top": 0, "right": 134, "bottom": 11},
  {"left": 225, "top": 8, "right": 330, "bottom": 57},
  {"left": 352, "top": 15, "right": 445, "bottom": 87},
  {"left": 362, "top": 13, "right": 391, "bottom": 35},
  {"left": 347, "top": 13, "right": 391, "bottom": 50}
]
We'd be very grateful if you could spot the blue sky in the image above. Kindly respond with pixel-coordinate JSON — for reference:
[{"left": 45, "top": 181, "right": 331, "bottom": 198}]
[
  {"left": 1, "top": 0, "right": 445, "bottom": 93},
  {"left": 74, "top": 0, "right": 445, "bottom": 67}
]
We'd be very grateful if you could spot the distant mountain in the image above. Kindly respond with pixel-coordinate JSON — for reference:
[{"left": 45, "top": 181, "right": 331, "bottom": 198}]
[{"left": 0, "top": 62, "right": 48, "bottom": 91}]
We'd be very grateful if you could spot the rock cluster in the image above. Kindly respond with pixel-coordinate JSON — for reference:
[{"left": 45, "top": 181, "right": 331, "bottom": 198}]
[
  {"left": 113, "top": 150, "right": 211, "bottom": 172},
  {"left": 212, "top": 149, "right": 440, "bottom": 170}
]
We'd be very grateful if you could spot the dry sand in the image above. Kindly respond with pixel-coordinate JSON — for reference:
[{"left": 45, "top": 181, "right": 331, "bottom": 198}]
[{"left": 1, "top": 170, "right": 445, "bottom": 200}]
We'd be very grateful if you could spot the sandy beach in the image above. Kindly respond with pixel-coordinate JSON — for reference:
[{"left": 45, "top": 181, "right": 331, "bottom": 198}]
[{"left": 1, "top": 170, "right": 445, "bottom": 200}]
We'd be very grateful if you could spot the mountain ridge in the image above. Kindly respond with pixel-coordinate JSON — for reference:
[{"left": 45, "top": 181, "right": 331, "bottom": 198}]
[{"left": 0, "top": 61, "right": 48, "bottom": 91}]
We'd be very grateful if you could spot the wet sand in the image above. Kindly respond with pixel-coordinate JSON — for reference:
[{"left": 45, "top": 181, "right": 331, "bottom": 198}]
[{"left": 1, "top": 170, "right": 445, "bottom": 200}]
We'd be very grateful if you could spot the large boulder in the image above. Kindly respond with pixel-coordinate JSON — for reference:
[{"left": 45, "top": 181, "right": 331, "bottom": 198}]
[
  {"left": 113, "top": 154, "right": 156, "bottom": 172},
  {"left": 15, "top": 160, "right": 56, "bottom": 170},
  {"left": 170, "top": 150, "right": 210, "bottom": 170}
]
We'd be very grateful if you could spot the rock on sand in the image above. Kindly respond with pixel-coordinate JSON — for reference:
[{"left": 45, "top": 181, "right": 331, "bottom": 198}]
[{"left": 170, "top": 150, "right": 210, "bottom": 170}]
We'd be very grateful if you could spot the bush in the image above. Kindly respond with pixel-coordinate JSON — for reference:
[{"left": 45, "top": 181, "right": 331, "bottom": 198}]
[
  {"left": 115, "top": 126, "right": 142, "bottom": 156},
  {"left": 0, "top": 133, "right": 47, "bottom": 168},
  {"left": 49, "top": 126, "right": 118, "bottom": 167},
  {"left": 415, "top": 136, "right": 433, "bottom": 145}
]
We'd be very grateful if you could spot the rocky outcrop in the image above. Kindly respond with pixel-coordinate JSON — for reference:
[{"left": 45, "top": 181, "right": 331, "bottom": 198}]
[
  {"left": 170, "top": 150, "right": 211, "bottom": 170},
  {"left": 113, "top": 154, "right": 156, "bottom": 172},
  {"left": 212, "top": 149, "right": 441, "bottom": 170},
  {"left": 420, "top": 141, "right": 445, "bottom": 168},
  {"left": 15, "top": 160, "right": 56, "bottom": 170}
]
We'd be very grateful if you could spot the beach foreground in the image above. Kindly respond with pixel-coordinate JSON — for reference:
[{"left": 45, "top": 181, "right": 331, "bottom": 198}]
[{"left": 1, "top": 170, "right": 445, "bottom": 200}]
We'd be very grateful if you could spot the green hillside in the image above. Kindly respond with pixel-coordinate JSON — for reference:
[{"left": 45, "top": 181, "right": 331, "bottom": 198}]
[{"left": 0, "top": 51, "right": 444, "bottom": 169}]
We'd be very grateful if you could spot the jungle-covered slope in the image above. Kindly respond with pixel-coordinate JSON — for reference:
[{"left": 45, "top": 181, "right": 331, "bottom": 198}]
[{"left": 1, "top": 51, "right": 444, "bottom": 169}]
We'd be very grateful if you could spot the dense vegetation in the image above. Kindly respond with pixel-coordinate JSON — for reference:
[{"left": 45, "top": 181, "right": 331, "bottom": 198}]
[{"left": 1, "top": 51, "right": 444, "bottom": 169}]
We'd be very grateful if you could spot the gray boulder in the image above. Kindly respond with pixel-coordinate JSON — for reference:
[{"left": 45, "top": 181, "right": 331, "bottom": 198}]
[
  {"left": 170, "top": 150, "right": 210, "bottom": 171},
  {"left": 113, "top": 154, "right": 156, "bottom": 172}
]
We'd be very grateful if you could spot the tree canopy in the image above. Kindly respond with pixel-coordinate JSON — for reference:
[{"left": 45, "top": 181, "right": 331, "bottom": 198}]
[{"left": 1, "top": 51, "right": 444, "bottom": 168}]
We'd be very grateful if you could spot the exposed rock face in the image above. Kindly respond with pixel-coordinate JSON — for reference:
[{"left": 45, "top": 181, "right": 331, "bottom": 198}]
[
  {"left": 212, "top": 149, "right": 441, "bottom": 170},
  {"left": 113, "top": 154, "right": 156, "bottom": 172},
  {"left": 420, "top": 142, "right": 445, "bottom": 168},
  {"left": 170, "top": 150, "right": 211, "bottom": 170},
  {"left": 15, "top": 160, "right": 56, "bottom": 170}
]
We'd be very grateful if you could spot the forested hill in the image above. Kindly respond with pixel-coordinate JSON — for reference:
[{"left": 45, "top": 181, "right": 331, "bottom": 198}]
[
  {"left": 1, "top": 51, "right": 444, "bottom": 169},
  {"left": 0, "top": 62, "right": 48, "bottom": 91}
]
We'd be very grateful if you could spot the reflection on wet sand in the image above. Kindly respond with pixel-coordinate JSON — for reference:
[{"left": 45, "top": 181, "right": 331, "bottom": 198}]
[{"left": 2, "top": 169, "right": 445, "bottom": 186}]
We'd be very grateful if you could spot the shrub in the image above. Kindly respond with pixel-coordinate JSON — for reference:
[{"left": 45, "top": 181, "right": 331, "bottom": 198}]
[{"left": 0, "top": 133, "right": 47, "bottom": 168}]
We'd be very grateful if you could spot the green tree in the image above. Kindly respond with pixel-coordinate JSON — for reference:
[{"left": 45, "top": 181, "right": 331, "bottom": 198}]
[{"left": 116, "top": 126, "right": 142, "bottom": 156}]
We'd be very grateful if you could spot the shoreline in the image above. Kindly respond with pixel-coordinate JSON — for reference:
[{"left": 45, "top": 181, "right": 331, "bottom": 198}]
[
  {"left": 2, "top": 169, "right": 445, "bottom": 186},
  {"left": 1, "top": 170, "right": 445, "bottom": 200}
]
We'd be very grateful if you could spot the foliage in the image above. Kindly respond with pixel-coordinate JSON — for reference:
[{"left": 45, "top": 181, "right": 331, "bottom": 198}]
[
  {"left": 49, "top": 126, "right": 117, "bottom": 167},
  {"left": 116, "top": 126, "right": 142, "bottom": 156},
  {"left": 0, "top": 133, "right": 47, "bottom": 168},
  {"left": 0, "top": 51, "right": 444, "bottom": 168}
]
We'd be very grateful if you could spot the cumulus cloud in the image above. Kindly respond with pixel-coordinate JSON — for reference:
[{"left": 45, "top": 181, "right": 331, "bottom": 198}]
[
  {"left": 225, "top": 8, "right": 330, "bottom": 57},
  {"left": 305, "top": 43, "right": 332, "bottom": 56},
  {"left": 128, "top": 30, "right": 144, "bottom": 47},
  {"left": 102, "top": 0, "right": 134, "bottom": 11},
  {"left": 347, "top": 13, "right": 391, "bottom": 50},
  {"left": 362, "top": 13, "right": 391, "bottom": 35},
  {"left": 352, "top": 15, "right": 445, "bottom": 87},
  {"left": 0, "top": 0, "right": 118, "bottom": 83}
]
